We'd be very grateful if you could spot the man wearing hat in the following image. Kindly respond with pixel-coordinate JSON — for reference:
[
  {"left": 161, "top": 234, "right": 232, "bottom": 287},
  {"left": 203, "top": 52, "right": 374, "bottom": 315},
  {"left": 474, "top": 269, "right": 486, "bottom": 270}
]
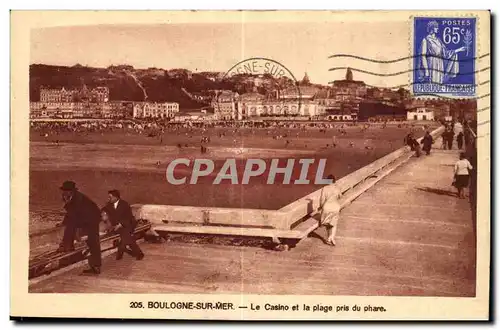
[
  {"left": 105, "top": 189, "right": 145, "bottom": 261},
  {"left": 58, "top": 181, "right": 102, "bottom": 275}
]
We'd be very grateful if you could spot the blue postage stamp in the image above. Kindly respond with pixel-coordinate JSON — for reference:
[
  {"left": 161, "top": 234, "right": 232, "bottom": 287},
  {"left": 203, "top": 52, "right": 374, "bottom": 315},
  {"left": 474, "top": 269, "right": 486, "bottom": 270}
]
[{"left": 413, "top": 17, "right": 476, "bottom": 96}]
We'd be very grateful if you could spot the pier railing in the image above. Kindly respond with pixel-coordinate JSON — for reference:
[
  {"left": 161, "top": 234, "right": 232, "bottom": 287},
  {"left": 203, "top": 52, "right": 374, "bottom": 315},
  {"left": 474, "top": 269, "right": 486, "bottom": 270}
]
[{"left": 132, "top": 126, "right": 445, "bottom": 240}]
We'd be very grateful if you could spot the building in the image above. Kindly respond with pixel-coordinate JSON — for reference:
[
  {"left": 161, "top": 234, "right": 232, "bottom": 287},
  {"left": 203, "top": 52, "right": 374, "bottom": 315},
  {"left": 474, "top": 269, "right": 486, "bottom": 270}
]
[
  {"left": 75, "top": 102, "right": 101, "bottom": 118},
  {"left": 328, "top": 68, "right": 367, "bottom": 112},
  {"left": 30, "top": 102, "right": 74, "bottom": 118},
  {"left": 358, "top": 101, "right": 407, "bottom": 121},
  {"left": 235, "top": 89, "right": 321, "bottom": 119},
  {"left": 407, "top": 108, "right": 435, "bottom": 121},
  {"left": 326, "top": 114, "right": 355, "bottom": 121},
  {"left": 172, "top": 111, "right": 215, "bottom": 122},
  {"left": 33, "top": 85, "right": 137, "bottom": 119},
  {"left": 40, "top": 87, "right": 77, "bottom": 103},
  {"left": 432, "top": 103, "right": 451, "bottom": 119},
  {"left": 237, "top": 92, "right": 266, "bottom": 119},
  {"left": 238, "top": 99, "right": 320, "bottom": 119},
  {"left": 109, "top": 101, "right": 134, "bottom": 118},
  {"left": 100, "top": 103, "right": 113, "bottom": 118},
  {"left": 91, "top": 87, "right": 110, "bottom": 103},
  {"left": 315, "top": 89, "right": 336, "bottom": 117},
  {"left": 213, "top": 91, "right": 239, "bottom": 120},
  {"left": 367, "top": 87, "right": 401, "bottom": 103},
  {"left": 133, "top": 102, "right": 180, "bottom": 119},
  {"left": 279, "top": 84, "right": 320, "bottom": 101},
  {"left": 39, "top": 85, "right": 109, "bottom": 103},
  {"left": 234, "top": 78, "right": 323, "bottom": 120}
]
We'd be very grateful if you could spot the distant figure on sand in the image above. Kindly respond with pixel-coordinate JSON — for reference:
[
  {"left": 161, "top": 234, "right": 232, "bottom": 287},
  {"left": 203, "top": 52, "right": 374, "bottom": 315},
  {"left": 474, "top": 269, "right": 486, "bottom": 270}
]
[
  {"left": 319, "top": 175, "right": 341, "bottom": 246},
  {"left": 421, "top": 131, "right": 433, "bottom": 155},
  {"left": 453, "top": 152, "right": 473, "bottom": 199}
]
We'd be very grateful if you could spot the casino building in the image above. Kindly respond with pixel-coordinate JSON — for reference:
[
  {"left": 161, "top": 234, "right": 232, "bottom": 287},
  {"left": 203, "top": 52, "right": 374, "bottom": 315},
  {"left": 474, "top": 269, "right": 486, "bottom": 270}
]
[
  {"left": 236, "top": 91, "right": 321, "bottom": 119},
  {"left": 233, "top": 73, "right": 324, "bottom": 120}
]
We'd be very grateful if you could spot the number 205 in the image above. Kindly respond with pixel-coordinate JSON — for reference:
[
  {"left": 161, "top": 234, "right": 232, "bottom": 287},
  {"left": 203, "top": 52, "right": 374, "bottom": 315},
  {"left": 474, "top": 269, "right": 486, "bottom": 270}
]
[{"left": 130, "top": 301, "right": 143, "bottom": 308}]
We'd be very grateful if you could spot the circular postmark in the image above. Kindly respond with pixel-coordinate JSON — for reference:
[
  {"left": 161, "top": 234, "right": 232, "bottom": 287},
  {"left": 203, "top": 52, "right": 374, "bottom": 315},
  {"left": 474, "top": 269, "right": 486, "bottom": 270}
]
[{"left": 215, "top": 58, "right": 302, "bottom": 120}]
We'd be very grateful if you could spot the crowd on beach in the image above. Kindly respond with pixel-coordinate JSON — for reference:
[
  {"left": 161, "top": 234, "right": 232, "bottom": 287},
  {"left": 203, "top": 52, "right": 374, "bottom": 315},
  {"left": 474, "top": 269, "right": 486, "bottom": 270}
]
[
  {"left": 31, "top": 119, "right": 427, "bottom": 140},
  {"left": 31, "top": 119, "right": 434, "bottom": 155}
]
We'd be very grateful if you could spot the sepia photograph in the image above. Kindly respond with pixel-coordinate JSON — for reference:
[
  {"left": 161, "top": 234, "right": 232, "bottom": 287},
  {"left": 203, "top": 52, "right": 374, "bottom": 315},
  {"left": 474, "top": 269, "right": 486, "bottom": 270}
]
[{"left": 10, "top": 10, "right": 490, "bottom": 320}]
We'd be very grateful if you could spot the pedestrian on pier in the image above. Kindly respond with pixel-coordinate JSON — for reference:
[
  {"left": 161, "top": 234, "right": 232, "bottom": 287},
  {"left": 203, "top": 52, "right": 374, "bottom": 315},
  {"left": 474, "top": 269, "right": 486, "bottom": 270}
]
[
  {"left": 421, "top": 131, "right": 433, "bottom": 155},
  {"left": 105, "top": 190, "right": 145, "bottom": 261},
  {"left": 404, "top": 133, "right": 421, "bottom": 157},
  {"left": 456, "top": 131, "right": 464, "bottom": 150},
  {"left": 453, "top": 152, "right": 473, "bottom": 199},
  {"left": 319, "top": 176, "right": 341, "bottom": 246},
  {"left": 57, "top": 181, "right": 102, "bottom": 275},
  {"left": 444, "top": 128, "right": 454, "bottom": 150}
]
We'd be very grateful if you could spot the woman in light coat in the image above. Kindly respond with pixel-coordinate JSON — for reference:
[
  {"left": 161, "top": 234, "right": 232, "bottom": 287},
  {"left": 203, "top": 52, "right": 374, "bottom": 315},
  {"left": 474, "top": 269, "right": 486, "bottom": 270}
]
[
  {"left": 453, "top": 152, "right": 473, "bottom": 199},
  {"left": 319, "top": 182, "right": 342, "bottom": 246}
]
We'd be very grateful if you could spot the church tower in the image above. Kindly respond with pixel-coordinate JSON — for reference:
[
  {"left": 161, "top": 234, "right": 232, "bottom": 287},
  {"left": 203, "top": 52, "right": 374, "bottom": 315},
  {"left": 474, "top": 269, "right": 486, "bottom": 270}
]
[
  {"left": 301, "top": 72, "right": 311, "bottom": 85},
  {"left": 346, "top": 67, "right": 353, "bottom": 81}
]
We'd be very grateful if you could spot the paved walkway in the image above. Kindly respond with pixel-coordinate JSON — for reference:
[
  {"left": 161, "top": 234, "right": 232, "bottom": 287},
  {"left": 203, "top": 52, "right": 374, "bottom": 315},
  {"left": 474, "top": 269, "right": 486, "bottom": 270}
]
[{"left": 29, "top": 149, "right": 476, "bottom": 296}]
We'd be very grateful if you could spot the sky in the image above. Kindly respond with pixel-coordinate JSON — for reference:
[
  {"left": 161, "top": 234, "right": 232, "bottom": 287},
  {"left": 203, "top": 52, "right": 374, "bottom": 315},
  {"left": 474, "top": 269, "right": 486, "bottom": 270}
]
[{"left": 30, "top": 21, "right": 412, "bottom": 86}]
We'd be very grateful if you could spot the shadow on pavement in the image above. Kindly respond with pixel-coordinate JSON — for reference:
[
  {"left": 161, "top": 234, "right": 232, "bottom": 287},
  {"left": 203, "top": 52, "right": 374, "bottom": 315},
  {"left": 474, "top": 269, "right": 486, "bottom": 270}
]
[{"left": 417, "top": 187, "right": 457, "bottom": 197}]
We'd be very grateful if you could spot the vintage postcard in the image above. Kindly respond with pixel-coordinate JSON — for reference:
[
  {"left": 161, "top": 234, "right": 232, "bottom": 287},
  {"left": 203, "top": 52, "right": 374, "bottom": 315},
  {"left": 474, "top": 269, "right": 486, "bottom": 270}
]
[{"left": 10, "top": 10, "right": 490, "bottom": 320}]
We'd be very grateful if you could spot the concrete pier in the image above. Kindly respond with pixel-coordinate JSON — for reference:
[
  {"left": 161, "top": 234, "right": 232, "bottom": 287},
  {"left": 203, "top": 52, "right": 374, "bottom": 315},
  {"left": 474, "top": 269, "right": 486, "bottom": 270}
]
[{"left": 29, "top": 149, "right": 476, "bottom": 296}]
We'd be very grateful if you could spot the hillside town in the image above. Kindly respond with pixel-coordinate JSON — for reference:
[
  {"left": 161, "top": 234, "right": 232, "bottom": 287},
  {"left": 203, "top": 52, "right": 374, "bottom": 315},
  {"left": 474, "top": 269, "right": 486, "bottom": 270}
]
[{"left": 29, "top": 67, "right": 476, "bottom": 123}]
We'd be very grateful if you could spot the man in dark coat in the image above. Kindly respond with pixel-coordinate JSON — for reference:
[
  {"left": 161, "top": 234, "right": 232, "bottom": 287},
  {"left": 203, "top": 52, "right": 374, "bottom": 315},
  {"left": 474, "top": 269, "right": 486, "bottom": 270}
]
[
  {"left": 57, "top": 181, "right": 102, "bottom": 275},
  {"left": 456, "top": 131, "right": 464, "bottom": 150},
  {"left": 445, "top": 128, "right": 454, "bottom": 150},
  {"left": 404, "top": 132, "right": 421, "bottom": 157},
  {"left": 105, "top": 190, "right": 144, "bottom": 260},
  {"left": 421, "top": 131, "right": 433, "bottom": 155}
]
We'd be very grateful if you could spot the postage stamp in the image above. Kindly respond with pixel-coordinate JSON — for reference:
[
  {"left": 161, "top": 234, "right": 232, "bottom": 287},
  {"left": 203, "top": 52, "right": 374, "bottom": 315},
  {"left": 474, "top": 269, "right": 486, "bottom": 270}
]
[
  {"left": 10, "top": 10, "right": 490, "bottom": 321},
  {"left": 412, "top": 17, "right": 477, "bottom": 96}
]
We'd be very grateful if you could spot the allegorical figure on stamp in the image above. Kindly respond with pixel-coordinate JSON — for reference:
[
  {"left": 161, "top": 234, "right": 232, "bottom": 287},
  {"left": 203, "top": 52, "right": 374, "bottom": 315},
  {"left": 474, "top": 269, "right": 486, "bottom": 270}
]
[{"left": 419, "top": 20, "right": 466, "bottom": 84}]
